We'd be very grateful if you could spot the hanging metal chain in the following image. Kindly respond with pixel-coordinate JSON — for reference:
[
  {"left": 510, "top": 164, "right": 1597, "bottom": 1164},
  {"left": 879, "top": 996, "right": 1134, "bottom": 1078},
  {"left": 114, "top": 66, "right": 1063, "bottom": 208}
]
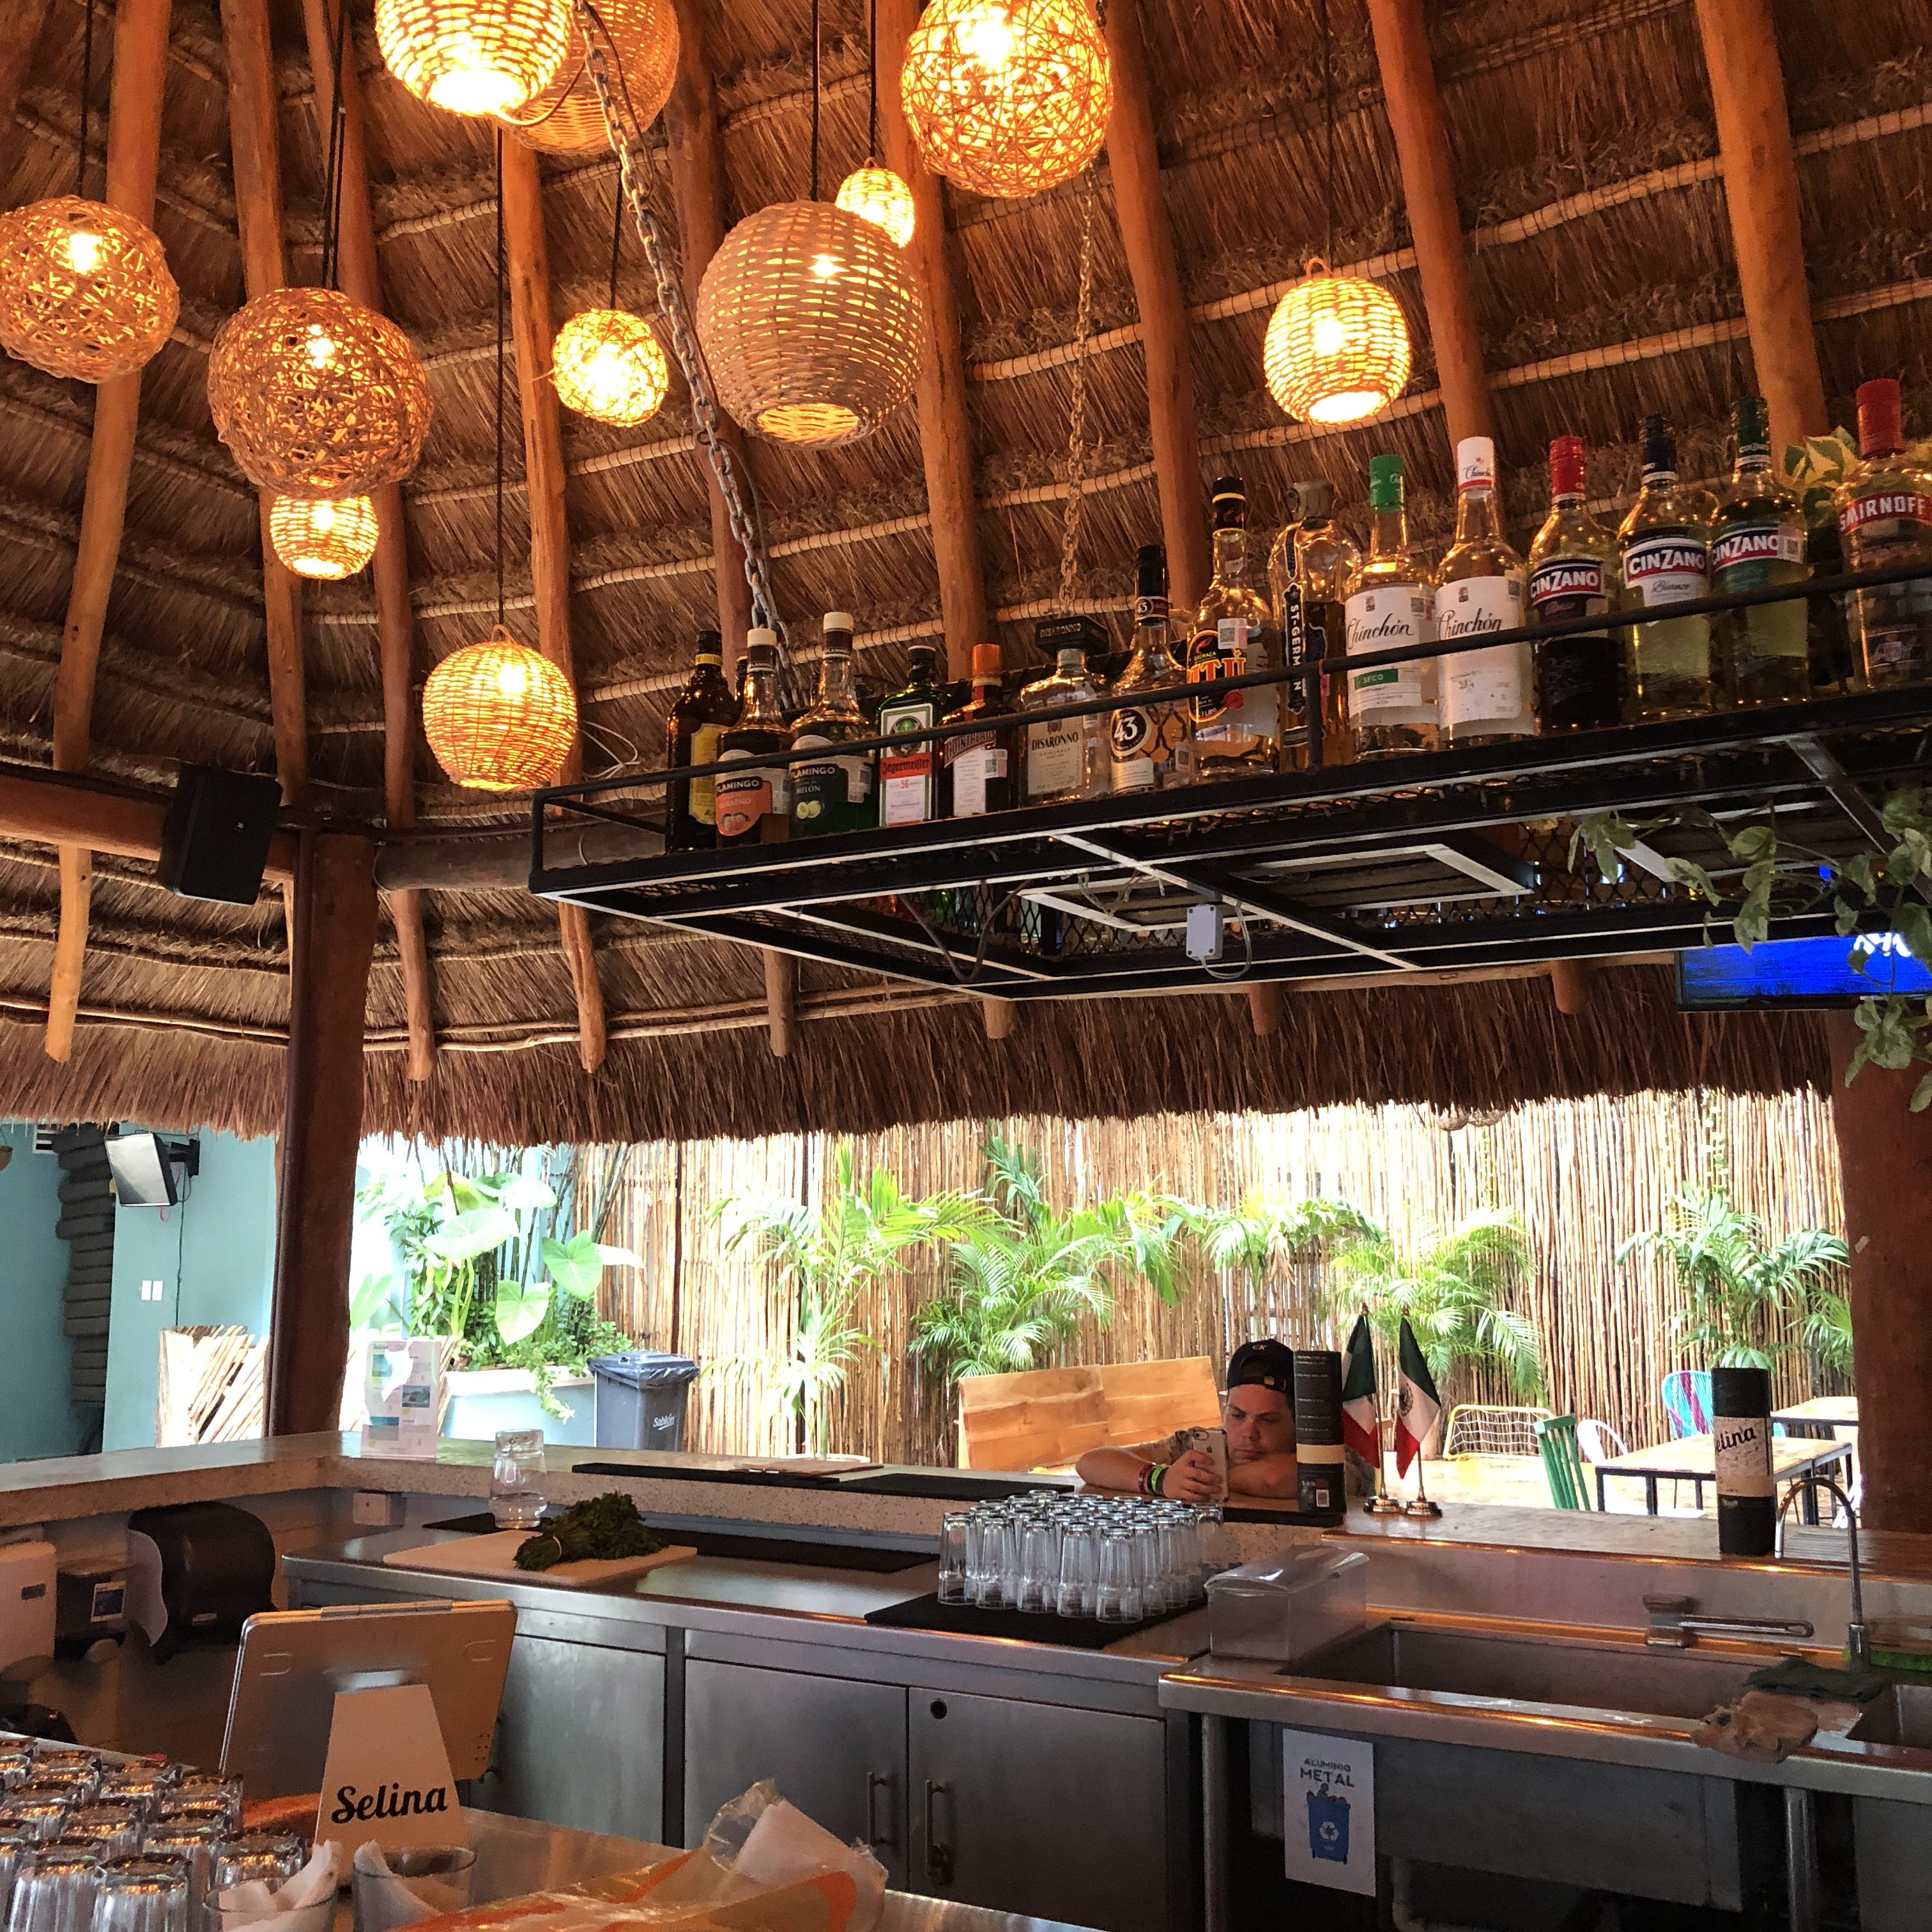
[
  {"left": 1056, "top": 181, "right": 1100, "bottom": 610},
  {"left": 574, "top": 0, "right": 783, "bottom": 643}
]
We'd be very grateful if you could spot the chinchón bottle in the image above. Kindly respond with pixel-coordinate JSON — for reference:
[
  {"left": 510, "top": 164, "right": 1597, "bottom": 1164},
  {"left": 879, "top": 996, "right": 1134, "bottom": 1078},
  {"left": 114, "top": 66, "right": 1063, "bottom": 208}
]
[
  {"left": 1839, "top": 377, "right": 1932, "bottom": 688},
  {"left": 1529, "top": 437, "right": 1621, "bottom": 732},
  {"left": 1618, "top": 413, "right": 1717, "bottom": 720},
  {"left": 664, "top": 628, "right": 737, "bottom": 850},
  {"left": 940, "top": 643, "right": 1020, "bottom": 818},
  {"left": 1345, "top": 453, "right": 1438, "bottom": 757},
  {"left": 1186, "top": 475, "right": 1282, "bottom": 778},
  {"left": 714, "top": 631, "right": 792, "bottom": 846},
  {"left": 1287, "top": 479, "right": 1358, "bottom": 766},
  {"left": 1438, "top": 435, "right": 1532, "bottom": 744},
  {"left": 1712, "top": 395, "right": 1811, "bottom": 707},
  {"left": 790, "top": 613, "right": 876, "bottom": 836},
  {"left": 1109, "top": 544, "right": 1195, "bottom": 792},
  {"left": 877, "top": 644, "right": 946, "bottom": 827},
  {"left": 1019, "top": 636, "right": 1106, "bottom": 806}
]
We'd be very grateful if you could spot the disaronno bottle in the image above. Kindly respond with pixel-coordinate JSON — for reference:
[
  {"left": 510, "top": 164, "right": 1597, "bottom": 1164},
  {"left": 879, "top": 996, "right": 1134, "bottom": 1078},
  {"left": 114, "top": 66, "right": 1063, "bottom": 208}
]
[
  {"left": 1020, "top": 624, "right": 1105, "bottom": 806},
  {"left": 1617, "top": 413, "right": 1716, "bottom": 720},
  {"left": 1437, "top": 435, "right": 1532, "bottom": 744},
  {"left": 1345, "top": 454, "right": 1437, "bottom": 758},
  {"left": 664, "top": 629, "right": 737, "bottom": 850},
  {"left": 1108, "top": 544, "right": 1195, "bottom": 792},
  {"left": 790, "top": 612, "right": 875, "bottom": 836},
  {"left": 1711, "top": 395, "right": 1810, "bottom": 707},
  {"left": 714, "top": 632, "right": 792, "bottom": 846},
  {"left": 1186, "top": 476, "right": 1281, "bottom": 778}
]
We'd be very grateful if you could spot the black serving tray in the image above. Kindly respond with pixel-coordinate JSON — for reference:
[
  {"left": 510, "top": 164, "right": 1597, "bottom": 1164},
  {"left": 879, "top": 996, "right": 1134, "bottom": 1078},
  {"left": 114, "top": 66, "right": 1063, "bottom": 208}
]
[{"left": 865, "top": 1590, "right": 1173, "bottom": 1650}]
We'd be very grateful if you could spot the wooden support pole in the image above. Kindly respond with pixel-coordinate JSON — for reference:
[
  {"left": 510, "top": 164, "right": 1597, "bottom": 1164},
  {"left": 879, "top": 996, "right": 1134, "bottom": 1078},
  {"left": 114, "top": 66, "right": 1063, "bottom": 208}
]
[
  {"left": 301, "top": 0, "right": 436, "bottom": 1084},
  {"left": 0, "top": 763, "right": 300, "bottom": 874},
  {"left": 763, "top": 951, "right": 795, "bottom": 1059},
  {"left": 1691, "top": 0, "right": 1828, "bottom": 454},
  {"left": 1548, "top": 958, "right": 1593, "bottom": 1015},
  {"left": 980, "top": 997, "right": 1016, "bottom": 1042},
  {"left": 268, "top": 829, "right": 378, "bottom": 1436},
  {"left": 1823, "top": 1016, "right": 1932, "bottom": 1533},
  {"left": 877, "top": 0, "right": 990, "bottom": 680},
  {"left": 1245, "top": 981, "right": 1285, "bottom": 1038},
  {"left": 1104, "top": 0, "right": 1209, "bottom": 615},
  {"left": 1363, "top": 0, "right": 1492, "bottom": 450},
  {"left": 45, "top": 0, "right": 173, "bottom": 1065}
]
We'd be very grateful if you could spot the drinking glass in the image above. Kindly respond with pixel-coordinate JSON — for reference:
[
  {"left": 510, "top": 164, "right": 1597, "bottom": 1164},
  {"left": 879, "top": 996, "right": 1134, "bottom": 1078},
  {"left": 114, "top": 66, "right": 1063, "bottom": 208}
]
[
  {"left": 92, "top": 1779, "right": 161, "bottom": 1823},
  {"left": 6, "top": 1844, "right": 101, "bottom": 1932},
  {"left": 490, "top": 1429, "right": 547, "bottom": 1531},
  {"left": 135, "top": 1830, "right": 214, "bottom": 1922},
  {"left": 92, "top": 1859, "right": 188, "bottom": 1932},
  {"left": 976, "top": 1514, "right": 1013, "bottom": 1610},
  {"left": 937, "top": 1514, "right": 969, "bottom": 1606},
  {"left": 1016, "top": 1522, "right": 1060, "bottom": 1614},
  {"left": 1096, "top": 1531, "right": 1141, "bottom": 1623},
  {"left": 0, "top": 1802, "right": 70, "bottom": 1849},
  {"left": 0, "top": 1832, "right": 28, "bottom": 1918},
  {"left": 150, "top": 1783, "right": 236, "bottom": 1842},
  {"left": 208, "top": 1839, "right": 303, "bottom": 1896},
  {"left": 0, "top": 1758, "right": 32, "bottom": 1797},
  {"left": 1055, "top": 1525, "right": 1097, "bottom": 1618},
  {"left": 59, "top": 1818, "right": 137, "bottom": 1867},
  {"left": 351, "top": 1846, "right": 475, "bottom": 1932}
]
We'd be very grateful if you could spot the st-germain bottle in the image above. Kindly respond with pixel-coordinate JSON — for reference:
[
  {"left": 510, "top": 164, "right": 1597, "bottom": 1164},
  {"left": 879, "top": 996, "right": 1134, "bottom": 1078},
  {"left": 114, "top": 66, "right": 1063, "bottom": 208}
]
[
  {"left": 664, "top": 628, "right": 737, "bottom": 850},
  {"left": 1287, "top": 479, "right": 1357, "bottom": 766},
  {"left": 940, "top": 644, "right": 1020, "bottom": 817},
  {"left": 1838, "top": 377, "right": 1932, "bottom": 689},
  {"left": 1617, "top": 413, "right": 1716, "bottom": 719},
  {"left": 714, "top": 631, "right": 792, "bottom": 847},
  {"left": 1437, "top": 435, "right": 1532, "bottom": 745},
  {"left": 1108, "top": 544, "right": 1195, "bottom": 792},
  {"left": 1344, "top": 454, "right": 1438, "bottom": 758},
  {"left": 1711, "top": 395, "right": 1810, "bottom": 707},
  {"left": 790, "top": 611, "right": 876, "bottom": 836},
  {"left": 1528, "top": 437, "right": 1621, "bottom": 732},
  {"left": 1020, "top": 638, "right": 1105, "bottom": 806},
  {"left": 1186, "top": 475, "right": 1282, "bottom": 778},
  {"left": 878, "top": 643, "right": 946, "bottom": 827}
]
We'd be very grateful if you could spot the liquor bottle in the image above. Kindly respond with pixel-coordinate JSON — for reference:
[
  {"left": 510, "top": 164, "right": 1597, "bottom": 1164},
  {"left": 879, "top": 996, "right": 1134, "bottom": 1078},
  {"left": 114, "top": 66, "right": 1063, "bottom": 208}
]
[
  {"left": 1108, "top": 544, "right": 1195, "bottom": 792},
  {"left": 664, "top": 628, "right": 737, "bottom": 850},
  {"left": 1803, "top": 510, "right": 1859, "bottom": 696},
  {"left": 877, "top": 643, "right": 945, "bottom": 827},
  {"left": 1617, "top": 413, "right": 1717, "bottom": 720},
  {"left": 1711, "top": 395, "right": 1810, "bottom": 707},
  {"left": 1266, "top": 503, "right": 1306, "bottom": 765},
  {"left": 940, "top": 643, "right": 1020, "bottom": 818},
  {"left": 1838, "top": 377, "right": 1932, "bottom": 688},
  {"left": 714, "top": 631, "right": 791, "bottom": 847},
  {"left": 732, "top": 654, "right": 748, "bottom": 705},
  {"left": 1438, "top": 435, "right": 1532, "bottom": 744},
  {"left": 1344, "top": 453, "right": 1438, "bottom": 758},
  {"left": 1289, "top": 479, "right": 1358, "bottom": 765},
  {"left": 1528, "top": 437, "right": 1621, "bottom": 732},
  {"left": 790, "top": 612, "right": 875, "bottom": 836},
  {"left": 1186, "top": 475, "right": 1282, "bottom": 778},
  {"left": 1019, "top": 634, "right": 1105, "bottom": 806}
]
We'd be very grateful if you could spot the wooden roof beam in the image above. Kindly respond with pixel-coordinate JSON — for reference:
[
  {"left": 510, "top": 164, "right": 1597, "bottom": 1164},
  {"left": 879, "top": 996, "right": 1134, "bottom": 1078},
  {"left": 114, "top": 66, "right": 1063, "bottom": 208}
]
[
  {"left": 502, "top": 134, "right": 607, "bottom": 1075},
  {"left": 300, "top": 0, "right": 436, "bottom": 1084},
  {"left": 45, "top": 0, "right": 172, "bottom": 1065},
  {"left": 1692, "top": 0, "right": 1827, "bottom": 452}
]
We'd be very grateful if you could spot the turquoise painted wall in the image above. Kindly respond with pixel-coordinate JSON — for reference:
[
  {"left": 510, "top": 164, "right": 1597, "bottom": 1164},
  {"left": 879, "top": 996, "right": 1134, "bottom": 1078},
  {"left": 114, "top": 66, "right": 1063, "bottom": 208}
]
[
  {"left": 103, "top": 1130, "right": 279, "bottom": 1452},
  {"left": 0, "top": 1122, "right": 86, "bottom": 1462}
]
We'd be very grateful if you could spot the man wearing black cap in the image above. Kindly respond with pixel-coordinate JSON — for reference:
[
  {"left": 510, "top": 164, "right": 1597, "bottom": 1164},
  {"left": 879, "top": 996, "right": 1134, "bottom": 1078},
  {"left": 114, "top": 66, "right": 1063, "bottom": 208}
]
[{"left": 1073, "top": 1340, "right": 1299, "bottom": 1502}]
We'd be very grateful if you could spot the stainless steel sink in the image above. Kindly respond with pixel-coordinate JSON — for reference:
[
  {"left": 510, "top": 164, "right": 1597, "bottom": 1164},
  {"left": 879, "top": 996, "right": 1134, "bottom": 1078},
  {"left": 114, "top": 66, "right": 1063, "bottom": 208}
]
[{"left": 1851, "top": 1682, "right": 1932, "bottom": 1749}]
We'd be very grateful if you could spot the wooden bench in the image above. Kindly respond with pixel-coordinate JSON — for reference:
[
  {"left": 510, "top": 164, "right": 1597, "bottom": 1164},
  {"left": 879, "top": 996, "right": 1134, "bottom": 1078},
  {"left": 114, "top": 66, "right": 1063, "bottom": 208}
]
[{"left": 955, "top": 1356, "right": 1224, "bottom": 1471}]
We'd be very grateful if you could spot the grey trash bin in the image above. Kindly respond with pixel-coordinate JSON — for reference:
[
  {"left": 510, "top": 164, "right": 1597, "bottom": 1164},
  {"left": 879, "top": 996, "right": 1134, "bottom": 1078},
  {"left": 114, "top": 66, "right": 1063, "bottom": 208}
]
[{"left": 590, "top": 1351, "right": 700, "bottom": 1451}]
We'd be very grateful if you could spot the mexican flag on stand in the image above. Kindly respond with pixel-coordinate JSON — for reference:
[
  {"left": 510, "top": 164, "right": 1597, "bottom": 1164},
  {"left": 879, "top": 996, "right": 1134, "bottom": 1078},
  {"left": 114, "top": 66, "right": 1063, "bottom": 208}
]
[
  {"left": 1393, "top": 1317, "right": 1442, "bottom": 1476},
  {"left": 1340, "top": 1312, "right": 1380, "bottom": 1464}
]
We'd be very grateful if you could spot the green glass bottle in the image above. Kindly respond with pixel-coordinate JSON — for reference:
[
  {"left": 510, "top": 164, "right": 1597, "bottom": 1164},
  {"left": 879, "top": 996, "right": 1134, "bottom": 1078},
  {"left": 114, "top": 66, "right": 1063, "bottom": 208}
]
[{"left": 1712, "top": 395, "right": 1810, "bottom": 707}]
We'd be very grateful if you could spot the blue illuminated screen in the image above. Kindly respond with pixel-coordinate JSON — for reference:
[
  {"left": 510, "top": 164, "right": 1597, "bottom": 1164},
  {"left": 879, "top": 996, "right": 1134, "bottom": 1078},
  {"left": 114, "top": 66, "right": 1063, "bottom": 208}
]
[{"left": 1677, "top": 933, "right": 1932, "bottom": 1009}]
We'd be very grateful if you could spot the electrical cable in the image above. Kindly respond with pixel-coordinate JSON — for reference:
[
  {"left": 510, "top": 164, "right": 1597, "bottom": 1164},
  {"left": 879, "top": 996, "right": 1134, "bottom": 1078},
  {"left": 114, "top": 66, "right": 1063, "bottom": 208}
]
[
  {"left": 76, "top": 0, "right": 93, "bottom": 199},
  {"left": 810, "top": 0, "right": 822, "bottom": 203},
  {"left": 495, "top": 127, "right": 507, "bottom": 632}
]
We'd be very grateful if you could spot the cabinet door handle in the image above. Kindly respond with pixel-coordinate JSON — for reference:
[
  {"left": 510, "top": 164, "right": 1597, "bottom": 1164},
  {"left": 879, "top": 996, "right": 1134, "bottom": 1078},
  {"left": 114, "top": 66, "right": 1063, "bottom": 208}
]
[
  {"left": 866, "top": 1771, "right": 891, "bottom": 1846},
  {"left": 924, "top": 1779, "right": 952, "bottom": 1885}
]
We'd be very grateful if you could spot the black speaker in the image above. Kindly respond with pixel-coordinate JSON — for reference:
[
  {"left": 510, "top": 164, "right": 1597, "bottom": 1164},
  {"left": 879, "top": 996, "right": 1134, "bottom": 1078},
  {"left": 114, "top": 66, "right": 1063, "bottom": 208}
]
[{"left": 157, "top": 766, "right": 282, "bottom": 905}]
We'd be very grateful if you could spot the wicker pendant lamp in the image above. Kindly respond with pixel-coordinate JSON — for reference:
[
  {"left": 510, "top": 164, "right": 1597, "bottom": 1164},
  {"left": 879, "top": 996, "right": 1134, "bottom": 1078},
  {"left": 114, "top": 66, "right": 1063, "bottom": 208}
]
[
  {"left": 424, "top": 132, "right": 577, "bottom": 792},
  {"left": 696, "top": 0, "right": 921, "bottom": 447},
  {"left": 269, "top": 493, "right": 379, "bottom": 578},
  {"left": 551, "top": 188, "right": 669, "bottom": 425},
  {"left": 501, "top": 0, "right": 678, "bottom": 152},
  {"left": 0, "top": 10, "right": 177, "bottom": 384},
  {"left": 375, "top": 0, "right": 574, "bottom": 116},
  {"left": 900, "top": 0, "right": 1111, "bottom": 201},
  {"left": 1262, "top": 0, "right": 1409, "bottom": 427},
  {"left": 836, "top": 0, "right": 915, "bottom": 247}
]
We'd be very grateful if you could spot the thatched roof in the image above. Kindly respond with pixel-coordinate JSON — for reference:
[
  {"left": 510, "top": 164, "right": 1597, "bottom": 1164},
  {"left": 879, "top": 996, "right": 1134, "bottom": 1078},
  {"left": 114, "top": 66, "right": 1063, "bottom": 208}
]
[{"left": 0, "top": 0, "right": 1919, "bottom": 1137}]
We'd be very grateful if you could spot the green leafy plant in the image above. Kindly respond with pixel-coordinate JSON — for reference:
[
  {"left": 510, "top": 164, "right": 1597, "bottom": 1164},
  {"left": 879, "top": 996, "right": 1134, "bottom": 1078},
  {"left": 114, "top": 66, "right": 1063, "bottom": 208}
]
[
  {"left": 1177, "top": 1193, "right": 1380, "bottom": 1337},
  {"left": 1781, "top": 429, "right": 1859, "bottom": 529}
]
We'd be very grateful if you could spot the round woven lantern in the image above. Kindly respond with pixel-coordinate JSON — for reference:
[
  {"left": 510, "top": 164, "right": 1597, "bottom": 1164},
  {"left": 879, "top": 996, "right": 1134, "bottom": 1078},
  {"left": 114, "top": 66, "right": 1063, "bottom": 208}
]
[
  {"left": 375, "top": 0, "right": 573, "bottom": 116},
  {"left": 269, "top": 494, "right": 379, "bottom": 579},
  {"left": 900, "top": 0, "right": 1112, "bottom": 201},
  {"left": 835, "top": 165, "right": 916, "bottom": 248},
  {"left": 422, "top": 628, "right": 578, "bottom": 792},
  {"left": 551, "top": 307, "right": 668, "bottom": 425},
  {"left": 0, "top": 195, "right": 178, "bottom": 383},
  {"left": 695, "top": 200, "right": 921, "bottom": 448},
  {"left": 501, "top": 0, "right": 678, "bottom": 151},
  {"left": 1263, "top": 268, "right": 1411, "bottom": 426},
  {"left": 208, "top": 287, "right": 433, "bottom": 498}
]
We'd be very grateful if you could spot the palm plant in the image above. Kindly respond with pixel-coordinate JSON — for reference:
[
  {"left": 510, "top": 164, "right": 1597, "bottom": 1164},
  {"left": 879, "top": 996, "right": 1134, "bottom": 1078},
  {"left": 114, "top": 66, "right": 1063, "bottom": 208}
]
[
  {"left": 710, "top": 1144, "right": 989, "bottom": 1455},
  {"left": 1180, "top": 1193, "right": 1381, "bottom": 1338},
  {"left": 1617, "top": 1186, "right": 1850, "bottom": 1370}
]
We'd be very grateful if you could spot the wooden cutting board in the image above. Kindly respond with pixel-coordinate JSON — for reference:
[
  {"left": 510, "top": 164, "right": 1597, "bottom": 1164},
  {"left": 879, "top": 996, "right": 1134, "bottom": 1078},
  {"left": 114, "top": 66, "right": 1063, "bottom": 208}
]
[{"left": 381, "top": 1530, "right": 698, "bottom": 1589}]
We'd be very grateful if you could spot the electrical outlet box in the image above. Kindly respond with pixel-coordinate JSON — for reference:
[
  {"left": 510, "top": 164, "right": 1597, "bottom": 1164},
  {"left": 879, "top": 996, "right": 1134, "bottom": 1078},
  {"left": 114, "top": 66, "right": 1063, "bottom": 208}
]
[
  {"left": 351, "top": 1491, "right": 404, "bottom": 1529},
  {"left": 1184, "top": 902, "right": 1225, "bottom": 963}
]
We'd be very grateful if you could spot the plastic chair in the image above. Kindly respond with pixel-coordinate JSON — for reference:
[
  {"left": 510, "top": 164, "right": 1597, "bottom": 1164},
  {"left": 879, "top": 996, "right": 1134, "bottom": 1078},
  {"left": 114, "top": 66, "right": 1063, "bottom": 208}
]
[
  {"left": 1660, "top": 1370, "right": 1713, "bottom": 1439},
  {"left": 1575, "top": 1419, "right": 1629, "bottom": 1464},
  {"left": 1537, "top": 1415, "right": 1594, "bottom": 1510}
]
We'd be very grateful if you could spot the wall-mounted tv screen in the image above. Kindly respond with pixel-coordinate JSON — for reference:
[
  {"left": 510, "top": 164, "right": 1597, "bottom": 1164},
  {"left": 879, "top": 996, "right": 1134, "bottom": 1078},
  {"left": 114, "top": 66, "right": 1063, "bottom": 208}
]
[{"left": 1676, "top": 933, "right": 1931, "bottom": 1010}]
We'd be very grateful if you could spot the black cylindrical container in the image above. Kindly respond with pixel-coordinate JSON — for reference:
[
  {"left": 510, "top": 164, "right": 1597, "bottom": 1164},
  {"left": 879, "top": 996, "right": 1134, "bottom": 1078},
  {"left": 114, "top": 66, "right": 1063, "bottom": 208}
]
[
  {"left": 1293, "top": 1350, "right": 1344, "bottom": 1514},
  {"left": 1712, "top": 1366, "right": 1774, "bottom": 1556}
]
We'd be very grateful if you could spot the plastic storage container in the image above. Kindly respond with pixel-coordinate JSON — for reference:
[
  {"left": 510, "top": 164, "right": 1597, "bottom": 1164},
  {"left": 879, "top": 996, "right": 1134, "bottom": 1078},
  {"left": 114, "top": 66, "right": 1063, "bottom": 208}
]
[
  {"left": 590, "top": 1352, "right": 700, "bottom": 1451},
  {"left": 1204, "top": 1546, "right": 1368, "bottom": 1662}
]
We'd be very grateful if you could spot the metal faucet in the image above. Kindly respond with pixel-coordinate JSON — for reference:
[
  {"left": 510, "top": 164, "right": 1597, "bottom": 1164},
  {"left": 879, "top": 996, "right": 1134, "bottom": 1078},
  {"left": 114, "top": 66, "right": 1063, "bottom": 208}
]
[
  {"left": 1775, "top": 1475, "right": 1869, "bottom": 1666},
  {"left": 1643, "top": 1595, "right": 1814, "bottom": 1649}
]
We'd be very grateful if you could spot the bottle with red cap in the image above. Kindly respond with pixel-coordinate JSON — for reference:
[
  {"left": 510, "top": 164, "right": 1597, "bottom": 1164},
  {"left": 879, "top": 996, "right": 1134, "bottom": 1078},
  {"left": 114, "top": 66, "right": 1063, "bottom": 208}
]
[
  {"left": 1528, "top": 437, "right": 1621, "bottom": 732},
  {"left": 1838, "top": 378, "right": 1932, "bottom": 688}
]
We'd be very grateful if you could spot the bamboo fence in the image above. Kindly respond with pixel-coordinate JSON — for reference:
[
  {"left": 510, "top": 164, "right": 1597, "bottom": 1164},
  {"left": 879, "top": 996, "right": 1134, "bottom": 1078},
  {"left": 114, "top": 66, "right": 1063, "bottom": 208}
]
[{"left": 599, "top": 1089, "right": 1847, "bottom": 1468}]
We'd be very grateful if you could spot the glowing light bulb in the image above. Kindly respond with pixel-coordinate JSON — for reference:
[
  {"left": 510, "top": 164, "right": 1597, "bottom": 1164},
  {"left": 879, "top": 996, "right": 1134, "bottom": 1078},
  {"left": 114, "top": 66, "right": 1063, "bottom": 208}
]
[
  {"left": 66, "top": 230, "right": 102, "bottom": 275},
  {"left": 305, "top": 328, "right": 337, "bottom": 369},
  {"left": 429, "top": 59, "right": 523, "bottom": 116},
  {"left": 959, "top": 4, "right": 1016, "bottom": 68},
  {"left": 497, "top": 660, "right": 530, "bottom": 698},
  {"left": 1312, "top": 312, "right": 1349, "bottom": 357},
  {"left": 809, "top": 253, "right": 841, "bottom": 281}
]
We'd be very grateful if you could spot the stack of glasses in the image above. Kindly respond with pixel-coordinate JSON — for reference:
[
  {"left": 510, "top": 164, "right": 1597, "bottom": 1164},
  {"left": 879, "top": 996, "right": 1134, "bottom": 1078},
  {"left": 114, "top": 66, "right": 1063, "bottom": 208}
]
[{"left": 937, "top": 1494, "right": 1218, "bottom": 1623}]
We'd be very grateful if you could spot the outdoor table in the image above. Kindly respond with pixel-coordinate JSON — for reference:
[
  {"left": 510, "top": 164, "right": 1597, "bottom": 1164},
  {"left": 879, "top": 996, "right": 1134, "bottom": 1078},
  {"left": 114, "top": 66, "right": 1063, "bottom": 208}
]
[
  {"left": 1771, "top": 1396, "right": 1859, "bottom": 1441},
  {"left": 1592, "top": 1433, "right": 1853, "bottom": 1515}
]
